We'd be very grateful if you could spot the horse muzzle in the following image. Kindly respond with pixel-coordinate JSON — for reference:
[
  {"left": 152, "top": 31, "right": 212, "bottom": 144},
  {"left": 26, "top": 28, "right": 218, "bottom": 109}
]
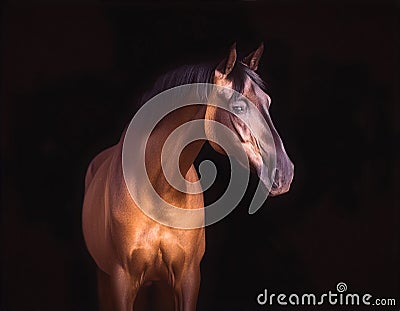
[{"left": 269, "top": 159, "right": 294, "bottom": 197}]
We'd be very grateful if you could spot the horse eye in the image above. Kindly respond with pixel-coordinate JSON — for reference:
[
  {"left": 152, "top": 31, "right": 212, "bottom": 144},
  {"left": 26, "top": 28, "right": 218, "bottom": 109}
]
[{"left": 231, "top": 102, "right": 247, "bottom": 114}]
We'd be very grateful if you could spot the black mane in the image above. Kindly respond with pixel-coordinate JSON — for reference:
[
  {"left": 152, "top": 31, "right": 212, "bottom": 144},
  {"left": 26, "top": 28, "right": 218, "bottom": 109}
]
[{"left": 138, "top": 61, "right": 266, "bottom": 107}]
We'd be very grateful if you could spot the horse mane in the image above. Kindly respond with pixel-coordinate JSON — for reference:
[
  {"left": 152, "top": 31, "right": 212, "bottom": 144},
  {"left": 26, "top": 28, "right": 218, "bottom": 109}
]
[{"left": 138, "top": 61, "right": 266, "bottom": 107}]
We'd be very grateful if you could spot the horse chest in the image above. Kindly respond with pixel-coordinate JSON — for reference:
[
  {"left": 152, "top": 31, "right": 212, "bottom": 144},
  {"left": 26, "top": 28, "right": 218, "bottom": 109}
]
[{"left": 126, "top": 226, "right": 199, "bottom": 284}]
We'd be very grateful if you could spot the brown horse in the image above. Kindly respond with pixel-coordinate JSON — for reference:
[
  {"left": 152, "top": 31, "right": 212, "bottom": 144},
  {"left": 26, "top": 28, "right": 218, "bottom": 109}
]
[{"left": 82, "top": 43, "right": 294, "bottom": 311}]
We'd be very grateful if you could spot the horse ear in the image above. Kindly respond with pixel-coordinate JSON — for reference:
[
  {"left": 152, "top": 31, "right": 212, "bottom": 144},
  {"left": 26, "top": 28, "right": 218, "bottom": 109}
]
[
  {"left": 216, "top": 43, "right": 237, "bottom": 77},
  {"left": 242, "top": 42, "right": 264, "bottom": 71}
]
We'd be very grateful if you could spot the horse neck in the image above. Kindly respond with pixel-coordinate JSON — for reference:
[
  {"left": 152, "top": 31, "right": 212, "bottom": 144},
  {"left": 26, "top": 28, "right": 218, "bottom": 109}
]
[{"left": 144, "top": 104, "right": 207, "bottom": 200}]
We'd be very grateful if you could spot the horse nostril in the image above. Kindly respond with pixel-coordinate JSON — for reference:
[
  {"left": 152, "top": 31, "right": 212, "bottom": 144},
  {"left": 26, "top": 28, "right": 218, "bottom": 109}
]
[{"left": 273, "top": 169, "right": 280, "bottom": 188}]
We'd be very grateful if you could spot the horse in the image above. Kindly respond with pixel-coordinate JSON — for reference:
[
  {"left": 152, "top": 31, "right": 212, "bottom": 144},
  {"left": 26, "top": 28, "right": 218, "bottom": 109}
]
[{"left": 82, "top": 43, "right": 294, "bottom": 311}]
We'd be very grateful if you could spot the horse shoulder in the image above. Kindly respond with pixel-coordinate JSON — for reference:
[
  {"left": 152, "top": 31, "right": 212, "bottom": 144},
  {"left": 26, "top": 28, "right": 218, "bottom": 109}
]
[{"left": 83, "top": 144, "right": 119, "bottom": 274}]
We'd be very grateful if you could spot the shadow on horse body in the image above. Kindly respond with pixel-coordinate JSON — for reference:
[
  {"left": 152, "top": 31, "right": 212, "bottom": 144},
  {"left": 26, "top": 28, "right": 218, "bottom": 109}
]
[{"left": 82, "top": 43, "right": 294, "bottom": 311}]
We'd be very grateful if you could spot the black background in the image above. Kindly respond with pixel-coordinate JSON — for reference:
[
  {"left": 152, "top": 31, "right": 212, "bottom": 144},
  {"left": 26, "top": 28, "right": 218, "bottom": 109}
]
[{"left": 1, "top": 1, "right": 399, "bottom": 311}]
